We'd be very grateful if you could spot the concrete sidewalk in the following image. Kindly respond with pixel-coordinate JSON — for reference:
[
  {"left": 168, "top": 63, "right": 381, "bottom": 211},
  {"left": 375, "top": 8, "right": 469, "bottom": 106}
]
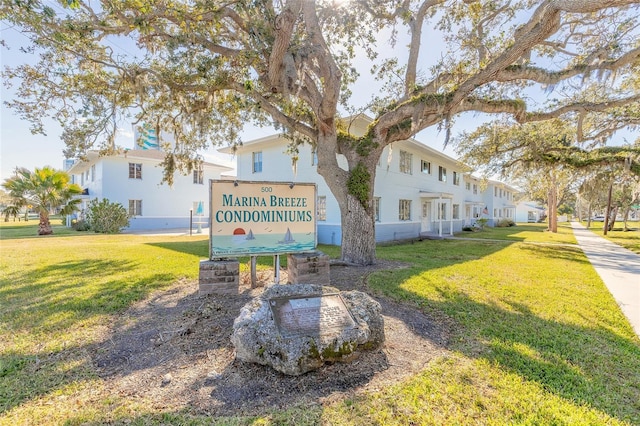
[{"left": 570, "top": 222, "right": 640, "bottom": 339}]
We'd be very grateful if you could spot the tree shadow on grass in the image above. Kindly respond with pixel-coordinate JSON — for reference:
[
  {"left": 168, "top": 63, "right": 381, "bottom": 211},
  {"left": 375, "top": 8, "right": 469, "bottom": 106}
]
[
  {"left": 375, "top": 281, "right": 640, "bottom": 424},
  {"left": 517, "top": 243, "right": 592, "bottom": 264},
  {"left": 0, "top": 258, "right": 181, "bottom": 415},
  {"left": 1, "top": 259, "right": 177, "bottom": 332},
  {"left": 145, "top": 240, "right": 210, "bottom": 258}
]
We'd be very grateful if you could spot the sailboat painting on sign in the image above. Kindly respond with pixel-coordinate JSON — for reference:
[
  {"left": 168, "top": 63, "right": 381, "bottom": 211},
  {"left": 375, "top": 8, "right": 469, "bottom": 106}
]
[
  {"left": 246, "top": 229, "right": 256, "bottom": 240},
  {"left": 278, "top": 228, "right": 295, "bottom": 244}
]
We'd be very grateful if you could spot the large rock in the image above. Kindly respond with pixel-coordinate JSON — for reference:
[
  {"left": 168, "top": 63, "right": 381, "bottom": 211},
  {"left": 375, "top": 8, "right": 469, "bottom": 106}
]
[{"left": 231, "top": 284, "right": 384, "bottom": 375}]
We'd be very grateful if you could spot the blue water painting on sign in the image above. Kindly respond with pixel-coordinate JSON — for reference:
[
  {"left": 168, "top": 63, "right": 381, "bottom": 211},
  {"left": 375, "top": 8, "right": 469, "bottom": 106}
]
[{"left": 211, "top": 231, "right": 316, "bottom": 256}]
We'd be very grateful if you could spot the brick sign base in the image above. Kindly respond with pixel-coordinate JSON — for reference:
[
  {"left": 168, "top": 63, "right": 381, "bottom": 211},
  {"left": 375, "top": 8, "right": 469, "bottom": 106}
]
[
  {"left": 287, "top": 251, "right": 330, "bottom": 285},
  {"left": 199, "top": 259, "right": 240, "bottom": 295}
]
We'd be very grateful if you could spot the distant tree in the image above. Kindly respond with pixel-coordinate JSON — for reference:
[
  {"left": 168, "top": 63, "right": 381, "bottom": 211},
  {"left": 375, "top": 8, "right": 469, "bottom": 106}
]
[
  {"left": 577, "top": 172, "right": 610, "bottom": 227},
  {"left": 2, "top": 205, "right": 21, "bottom": 222},
  {"left": 1, "top": 167, "right": 82, "bottom": 235},
  {"left": 610, "top": 174, "right": 640, "bottom": 231},
  {"left": 2, "top": 1, "right": 639, "bottom": 263},
  {"left": 0, "top": 189, "right": 10, "bottom": 207},
  {"left": 458, "top": 119, "right": 577, "bottom": 232}
]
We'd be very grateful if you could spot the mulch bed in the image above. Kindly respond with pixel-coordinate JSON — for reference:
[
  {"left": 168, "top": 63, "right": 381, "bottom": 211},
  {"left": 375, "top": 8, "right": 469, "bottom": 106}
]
[{"left": 91, "top": 260, "right": 452, "bottom": 416}]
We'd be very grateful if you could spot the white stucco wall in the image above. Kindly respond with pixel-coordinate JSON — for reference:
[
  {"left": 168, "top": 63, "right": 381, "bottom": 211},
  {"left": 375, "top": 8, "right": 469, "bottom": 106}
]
[
  {"left": 68, "top": 150, "right": 231, "bottom": 230},
  {"left": 225, "top": 129, "right": 492, "bottom": 243}
]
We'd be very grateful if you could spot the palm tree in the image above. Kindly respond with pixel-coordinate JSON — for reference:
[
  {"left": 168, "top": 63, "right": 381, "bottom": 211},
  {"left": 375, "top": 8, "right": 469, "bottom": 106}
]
[
  {"left": 2, "top": 166, "right": 83, "bottom": 235},
  {"left": 2, "top": 205, "right": 22, "bottom": 222}
]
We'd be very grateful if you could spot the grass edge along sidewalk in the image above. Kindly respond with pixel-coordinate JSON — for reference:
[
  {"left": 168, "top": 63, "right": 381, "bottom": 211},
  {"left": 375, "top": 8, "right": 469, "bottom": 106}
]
[{"left": 1, "top": 222, "right": 639, "bottom": 425}]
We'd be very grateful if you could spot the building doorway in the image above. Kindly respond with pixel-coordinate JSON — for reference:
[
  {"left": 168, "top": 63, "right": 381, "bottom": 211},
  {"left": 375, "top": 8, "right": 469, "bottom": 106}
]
[{"left": 421, "top": 201, "right": 431, "bottom": 233}]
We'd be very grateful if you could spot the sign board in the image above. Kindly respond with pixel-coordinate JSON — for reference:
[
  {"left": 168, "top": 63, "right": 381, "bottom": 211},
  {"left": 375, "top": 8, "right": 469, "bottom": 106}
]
[
  {"left": 209, "top": 180, "right": 317, "bottom": 257},
  {"left": 269, "top": 294, "right": 356, "bottom": 337}
]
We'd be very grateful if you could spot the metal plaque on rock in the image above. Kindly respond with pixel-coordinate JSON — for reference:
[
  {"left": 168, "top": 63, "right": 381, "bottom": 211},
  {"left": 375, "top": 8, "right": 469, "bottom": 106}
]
[{"left": 269, "top": 293, "right": 356, "bottom": 337}]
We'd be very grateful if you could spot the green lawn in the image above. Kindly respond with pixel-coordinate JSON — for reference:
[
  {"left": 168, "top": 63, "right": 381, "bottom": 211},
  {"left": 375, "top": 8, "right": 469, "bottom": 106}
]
[
  {"left": 581, "top": 220, "right": 640, "bottom": 255},
  {"left": 455, "top": 222, "right": 578, "bottom": 244},
  {"left": 1, "top": 222, "right": 639, "bottom": 425}
]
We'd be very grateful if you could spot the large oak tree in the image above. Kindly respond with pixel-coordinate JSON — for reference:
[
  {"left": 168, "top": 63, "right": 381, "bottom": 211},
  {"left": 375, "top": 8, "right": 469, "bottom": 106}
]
[{"left": 2, "top": 0, "right": 639, "bottom": 264}]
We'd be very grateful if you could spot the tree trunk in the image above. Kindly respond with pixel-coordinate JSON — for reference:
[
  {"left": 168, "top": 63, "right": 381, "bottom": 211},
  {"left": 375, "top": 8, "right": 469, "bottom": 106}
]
[
  {"left": 586, "top": 205, "right": 592, "bottom": 229},
  {"left": 548, "top": 186, "right": 558, "bottom": 233},
  {"left": 604, "top": 183, "right": 613, "bottom": 235},
  {"left": 608, "top": 206, "right": 618, "bottom": 231},
  {"left": 622, "top": 207, "right": 630, "bottom": 232},
  {"left": 38, "top": 211, "right": 53, "bottom": 235},
  {"left": 315, "top": 132, "right": 378, "bottom": 265},
  {"left": 340, "top": 195, "right": 376, "bottom": 265}
]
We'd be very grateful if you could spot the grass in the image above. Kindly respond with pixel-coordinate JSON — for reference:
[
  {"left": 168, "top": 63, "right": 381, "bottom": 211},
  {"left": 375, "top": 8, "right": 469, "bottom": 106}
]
[
  {"left": 455, "top": 222, "right": 578, "bottom": 244},
  {"left": 325, "top": 237, "right": 640, "bottom": 424},
  {"left": 1, "top": 221, "right": 639, "bottom": 425},
  {"left": 580, "top": 220, "right": 640, "bottom": 254}
]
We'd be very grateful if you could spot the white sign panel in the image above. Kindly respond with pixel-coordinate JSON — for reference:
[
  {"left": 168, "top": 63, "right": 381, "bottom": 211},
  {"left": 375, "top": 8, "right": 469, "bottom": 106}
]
[{"left": 209, "top": 180, "right": 317, "bottom": 257}]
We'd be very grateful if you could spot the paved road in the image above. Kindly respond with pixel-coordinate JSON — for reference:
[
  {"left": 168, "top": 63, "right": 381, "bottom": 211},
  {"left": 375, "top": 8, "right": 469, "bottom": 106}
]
[{"left": 570, "top": 222, "right": 640, "bottom": 339}]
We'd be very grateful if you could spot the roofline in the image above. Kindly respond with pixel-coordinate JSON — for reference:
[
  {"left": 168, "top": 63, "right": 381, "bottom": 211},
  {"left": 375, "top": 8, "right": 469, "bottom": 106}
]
[
  {"left": 220, "top": 114, "right": 465, "bottom": 167},
  {"left": 66, "top": 149, "right": 234, "bottom": 173},
  {"left": 218, "top": 134, "right": 283, "bottom": 154},
  {"left": 218, "top": 114, "right": 518, "bottom": 190}
]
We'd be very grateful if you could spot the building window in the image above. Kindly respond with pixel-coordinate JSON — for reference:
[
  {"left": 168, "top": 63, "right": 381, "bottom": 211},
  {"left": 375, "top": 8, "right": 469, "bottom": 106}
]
[
  {"left": 473, "top": 184, "right": 478, "bottom": 194},
  {"left": 494, "top": 208, "right": 498, "bottom": 217},
  {"left": 80, "top": 173, "right": 84, "bottom": 186},
  {"left": 193, "top": 168, "right": 203, "bottom": 184},
  {"left": 494, "top": 187, "right": 499, "bottom": 197},
  {"left": 399, "top": 199, "right": 411, "bottom": 221},
  {"left": 400, "top": 150, "right": 412, "bottom": 174},
  {"left": 129, "top": 163, "right": 142, "bottom": 179},
  {"left": 453, "top": 171, "right": 460, "bottom": 186},
  {"left": 312, "top": 150, "right": 318, "bottom": 166},
  {"left": 438, "top": 203, "right": 447, "bottom": 220},
  {"left": 252, "top": 151, "right": 263, "bottom": 173},
  {"left": 438, "top": 166, "right": 447, "bottom": 182},
  {"left": 420, "top": 160, "right": 431, "bottom": 174},
  {"left": 465, "top": 182, "right": 471, "bottom": 191},
  {"left": 129, "top": 199, "right": 142, "bottom": 216},
  {"left": 91, "top": 165, "right": 95, "bottom": 182},
  {"left": 317, "top": 196, "right": 326, "bottom": 221},
  {"left": 452, "top": 204, "right": 460, "bottom": 220},
  {"left": 373, "top": 197, "right": 381, "bottom": 222}
]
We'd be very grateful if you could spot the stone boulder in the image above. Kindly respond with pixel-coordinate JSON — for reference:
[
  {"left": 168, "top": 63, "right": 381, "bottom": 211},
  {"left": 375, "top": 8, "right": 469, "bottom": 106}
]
[{"left": 231, "top": 284, "right": 385, "bottom": 376}]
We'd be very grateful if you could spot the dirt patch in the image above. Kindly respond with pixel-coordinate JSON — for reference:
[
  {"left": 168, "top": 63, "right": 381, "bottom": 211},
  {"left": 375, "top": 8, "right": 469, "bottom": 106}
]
[{"left": 92, "top": 261, "right": 452, "bottom": 417}]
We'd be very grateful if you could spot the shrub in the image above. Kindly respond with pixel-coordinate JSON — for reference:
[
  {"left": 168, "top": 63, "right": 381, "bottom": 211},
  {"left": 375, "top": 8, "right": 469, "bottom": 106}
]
[
  {"left": 72, "top": 219, "right": 91, "bottom": 231},
  {"left": 475, "top": 218, "right": 489, "bottom": 230},
  {"left": 85, "top": 198, "right": 129, "bottom": 233},
  {"left": 496, "top": 219, "right": 515, "bottom": 227}
]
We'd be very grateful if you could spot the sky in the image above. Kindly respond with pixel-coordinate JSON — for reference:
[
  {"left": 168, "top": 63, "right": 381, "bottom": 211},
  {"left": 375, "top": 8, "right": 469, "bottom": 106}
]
[
  {"left": 0, "top": 10, "right": 464, "bottom": 183},
  {"left": 0, "top": 23, "right": 241, "bottom": 181},
  {"left": 1, "top": 6, "right": 636, "bottom": 184}
]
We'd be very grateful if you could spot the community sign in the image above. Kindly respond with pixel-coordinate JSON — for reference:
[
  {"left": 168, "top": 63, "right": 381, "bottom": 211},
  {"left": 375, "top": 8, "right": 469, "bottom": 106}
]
[{"left": 209, "top": 180, "right": 317, "bottom": 257}]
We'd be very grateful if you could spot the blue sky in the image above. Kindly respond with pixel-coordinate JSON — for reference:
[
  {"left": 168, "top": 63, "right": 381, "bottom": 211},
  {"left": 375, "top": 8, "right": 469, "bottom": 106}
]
[
  {"left": 1, "top": 14, "right": 463, "bottom": 182},
  {"left": 1, "top": 8, "right": 636, "bottom": 184}
]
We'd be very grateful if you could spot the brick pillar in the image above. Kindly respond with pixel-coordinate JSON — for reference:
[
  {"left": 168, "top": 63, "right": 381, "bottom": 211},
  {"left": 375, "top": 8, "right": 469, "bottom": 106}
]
[
  {"left": 287, "top": 251, "right": 330, "bottom": 285},
  {"left": 199, "top": 259, "right": 240, "bottom": 295}
]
